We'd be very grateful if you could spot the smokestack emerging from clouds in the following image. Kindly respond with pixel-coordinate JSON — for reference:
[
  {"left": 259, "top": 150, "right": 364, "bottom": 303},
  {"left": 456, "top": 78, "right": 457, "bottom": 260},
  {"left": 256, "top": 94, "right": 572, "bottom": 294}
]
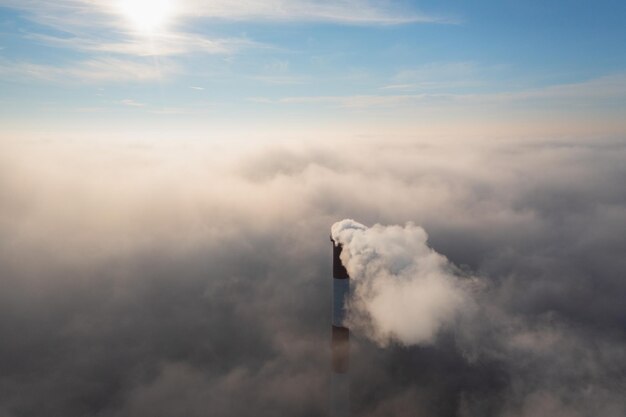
[
  {"left": 331, "top": 237, "right": 350, "bottom": 372},
  {"left": 331, "top": 219, "right": 470, "bottom": 347},
  {"left": 331, "top": 235, "right": 350, "bottom": 416}
]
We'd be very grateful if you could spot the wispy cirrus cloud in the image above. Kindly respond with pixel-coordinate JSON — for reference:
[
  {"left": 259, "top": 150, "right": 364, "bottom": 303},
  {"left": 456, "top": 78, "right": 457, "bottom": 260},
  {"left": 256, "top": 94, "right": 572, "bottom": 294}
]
[
  {"left": 182, "top": 0, "right": 454, "bottom": 24},
  {"left": 248, "top": 94, "right": 424, "bottom": 108},
  {"left": 27, "top": 32, "right": 257, "bottom": 57},
  {"left": 0, "top": 57, "right": 177, "bottom": 83},
  {"left": 250, "top": 75, "right": 308, "bottom": 85},
  {"left": 0, "top": 1, "right": 254, "bottom": 65},
  {"left": 380, "top": 62, "right": 490, "bottom": 92},
  {"left": 1, "top": 0, "right": 453, "bottom": 29},
  {"left": 120, "top": 99, "right": 145, "bottom": 107},
  {"left": 488, "top": 73, "right": 626, "bottom": 101},
  {"left": 1, "top": 0, "right": 451, "bottom": 56},
  {"left": 0, "top": 0, "right": 453, "bottom": 86},
  {"left": 252, "top": 73, "right": 626, "bottom": 108}
]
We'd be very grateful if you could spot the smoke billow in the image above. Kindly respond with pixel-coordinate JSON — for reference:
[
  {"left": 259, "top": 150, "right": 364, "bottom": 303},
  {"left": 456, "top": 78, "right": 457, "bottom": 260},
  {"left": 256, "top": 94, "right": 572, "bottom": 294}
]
[
  {"left": 333, "top": 218, "right": 626, "bottom": 417},
  {"left": 332, "top": 219, "right": 474, "bottom": 346}
]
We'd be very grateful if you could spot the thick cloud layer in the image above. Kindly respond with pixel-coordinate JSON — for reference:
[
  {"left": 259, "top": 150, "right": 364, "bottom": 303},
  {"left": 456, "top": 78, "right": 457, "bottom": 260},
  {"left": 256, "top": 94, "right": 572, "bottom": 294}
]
[{"left": 0, "top": 135, "right": 625, "bottom": 416}]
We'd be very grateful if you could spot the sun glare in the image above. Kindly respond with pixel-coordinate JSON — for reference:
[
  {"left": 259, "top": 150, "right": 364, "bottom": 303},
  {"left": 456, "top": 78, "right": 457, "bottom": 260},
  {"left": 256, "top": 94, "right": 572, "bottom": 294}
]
[{"left": 118, "top": 0, "right": 175, "bottom": 34}]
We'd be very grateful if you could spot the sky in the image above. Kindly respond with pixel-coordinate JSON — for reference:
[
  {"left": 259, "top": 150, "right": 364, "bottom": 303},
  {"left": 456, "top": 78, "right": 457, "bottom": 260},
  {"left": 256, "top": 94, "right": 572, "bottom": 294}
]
[
  {"left": 0, "top": 2, "right": 626, "bottom": 417},
  {"left": 1, "top": 0, "right": 625, "bottom": 139}
]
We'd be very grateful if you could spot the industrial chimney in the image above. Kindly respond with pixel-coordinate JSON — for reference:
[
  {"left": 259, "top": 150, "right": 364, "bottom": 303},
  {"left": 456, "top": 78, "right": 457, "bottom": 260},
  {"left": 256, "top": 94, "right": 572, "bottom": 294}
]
[{"left": 331, "top": 236, "right": 350, "bottom": 416}]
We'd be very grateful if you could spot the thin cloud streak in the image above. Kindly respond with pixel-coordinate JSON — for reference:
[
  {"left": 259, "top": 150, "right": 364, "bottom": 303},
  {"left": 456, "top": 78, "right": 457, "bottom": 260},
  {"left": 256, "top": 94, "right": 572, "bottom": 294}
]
[
  {"left": 0, "top": 57, "right": 178, "bottom": 83},
  {"left": 0, "top": 0, "right": 453, "bottom": 60},
  {"left": 120, "top": 99, "right": 145, "bottom": 107},
  {"left": 1, "top": 0, "right": 453, "bottom": 28},
  {"left": 183, "top": 0, "right": 454, "bottom": 24},
  {"left": 27, "top": 33, "right": 258, "bottom": 57},
  {"left": 251, "top": 73, "right": 626, "bottom": 108}
]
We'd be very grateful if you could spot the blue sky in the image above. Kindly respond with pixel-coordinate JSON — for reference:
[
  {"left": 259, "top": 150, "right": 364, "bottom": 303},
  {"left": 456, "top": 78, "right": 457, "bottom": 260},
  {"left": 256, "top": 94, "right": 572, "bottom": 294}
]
[{"left": 1, "top": 0, "right": 625, "bottom": 139}]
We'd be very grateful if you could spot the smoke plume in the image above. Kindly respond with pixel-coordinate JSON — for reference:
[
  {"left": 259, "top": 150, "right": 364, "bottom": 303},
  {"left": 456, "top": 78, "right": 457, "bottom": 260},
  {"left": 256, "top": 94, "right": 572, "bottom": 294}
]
[{"left": 332, "top": 219, "right": 474, "bottom": 346}]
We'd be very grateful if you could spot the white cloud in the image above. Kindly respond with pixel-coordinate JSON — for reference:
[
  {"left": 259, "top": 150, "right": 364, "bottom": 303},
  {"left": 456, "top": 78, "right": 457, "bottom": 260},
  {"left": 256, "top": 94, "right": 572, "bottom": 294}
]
[
  {"left": 250, "top": 75, "right": 307, "bottom": 85},
  {"left": 183, "top": 0, "right": 452, "bottom": 24},
  {"left": 71, "top": 58, "right": 176, "bottom": 81},
  {"left": 379, "top": 84, "right": 417, "bottom": 92},
  {"left": 120, "top": 99, "right": 145, "bottom": 107},
  {"left": 394, "top": 61, "right": 480, "bottom": 81},
  {"left": 0, "top": 0, "right": 451, "bottom": 59},
  {"left": 0, "top": 1, "right": 258, "bottom": 60},
  {"left": 379, "top": 62, "right": 490, "bottom": 92},
  {"left": 485, "top": 73, "right": 626, "bottom": 102},
  {"left": 0, "top": 57, "right": 177, "bottom": 83},
  {"left": 0, "top": 0, "right": 452, "bottom": 28},
  {"left": 27, "top": 32, "right": 256, "bottom": 57},
  {"left": 0, "top": 0, "right": 453, "bottom": 85},
  {"left": 251, "top": 73, "right": 626, "bottom": 109},
  {"left": 249, "top": 93, "right": 433, "bottom": 108}
]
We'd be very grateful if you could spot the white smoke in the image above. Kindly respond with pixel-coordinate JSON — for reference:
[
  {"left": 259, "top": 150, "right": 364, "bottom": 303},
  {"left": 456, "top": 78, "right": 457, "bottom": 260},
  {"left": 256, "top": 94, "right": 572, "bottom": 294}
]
[{"left": 331, "top": 219, "right": 475, "bottom": 346}]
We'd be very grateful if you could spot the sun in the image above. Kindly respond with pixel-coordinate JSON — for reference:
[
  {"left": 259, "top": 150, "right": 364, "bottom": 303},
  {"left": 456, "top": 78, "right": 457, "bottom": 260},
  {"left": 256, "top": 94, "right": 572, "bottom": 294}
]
[{"left": 118, "top": 0, "right": 175, "bottom": 34}]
